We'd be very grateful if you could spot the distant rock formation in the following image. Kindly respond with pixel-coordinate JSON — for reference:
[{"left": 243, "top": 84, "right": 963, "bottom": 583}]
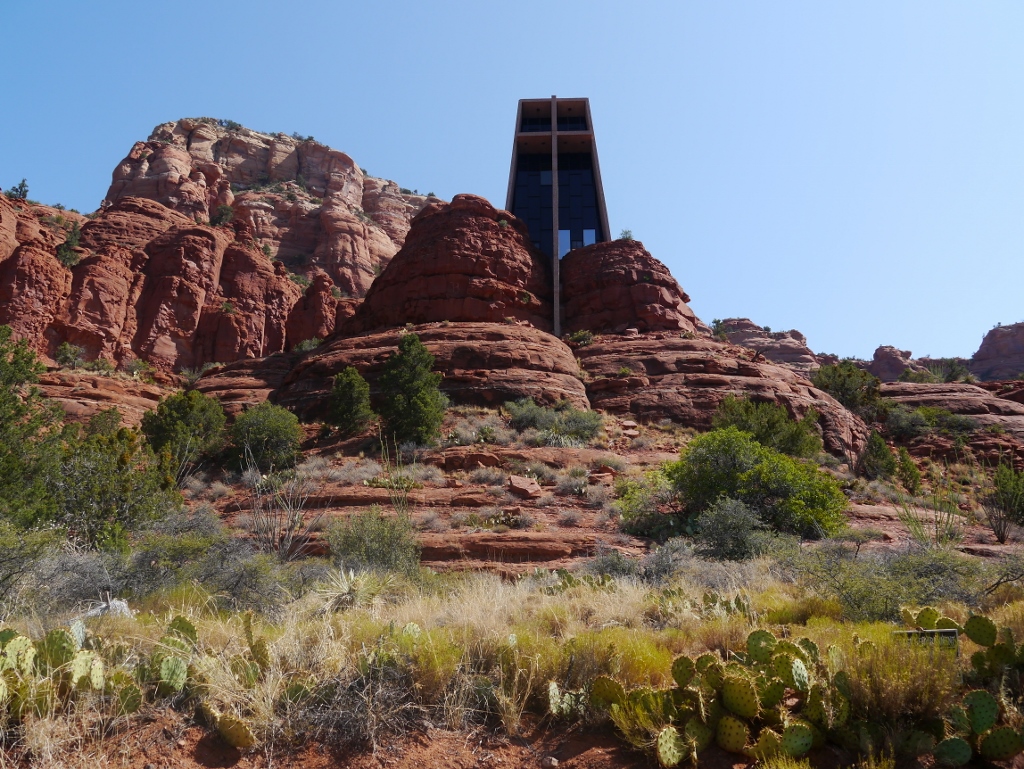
[
  {"left": 866, "top": 346, "right": 928, "bottom": 382},
  {"left": 971, "top": 323, "right": 1024, "bottom": 381},
  {"left": 717, "top": 319, "right": 821, "bottom": 376}
]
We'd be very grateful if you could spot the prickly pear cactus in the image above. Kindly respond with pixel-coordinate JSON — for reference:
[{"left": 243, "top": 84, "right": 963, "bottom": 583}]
[
  {"left": 158, "top": 655, "right": 188, "bottom": 695},
  {"left": 37, "top": 628, "right": 76, "bottom": 672},
  {"left": 757, "top": 676, "right": 786, "bottom": 709},
  {"left": 963, "top": 615, "right": 997, "bottom": 647},
  {"left": 962, "top": 689, "right": 999, "bottom": 735},
  {"left": 747, "top": 630, "right": 777, "bottom": 664},
  {"left": 684, "top": 718, "right": 713, "bottom": 753},
  {"left": 980, "top": 726, "right": 1024, "bottom": 761},
  {"left": 590, "top": 675, "right": 625, "bottom": 709},
  {"left": 746, "top": 728, "right": 782, "bottom": 760},
  {"left": 168, "top": 616, "right": 198, "bottom": 646},
  {"left": 781, "top": 722, "right": 814, "bottom": 757},
  {"left": 722, "top": 676, "right": 759, "bottom": 719},
  {"left": 916, "top": 606, "right": 939, "bottom": 630},
  {"left": 218, "top": 713, "right": 256, "bottom": 749},
  {"left": 932, "top": 737, "right": 973, "bottom": 766},
  {"left": 671, "top": 655, "right": 695, "bottom": 688},
  {"left": 4, "top": 636, "right": 35, "bottom": 675},
  {"left": 716, "top": 714, "right": 749, "bottom": 753},
  {"left": 987, "top": 642, "right": 1016, "bottom": 671},
  {"left": 656, "top": 725, "right": 686, "bottom": 768},
  {"left": 935, "top": 616, "right": 961, "bottom": 632},
  {"left": 548, "top": 681, "right": 564, "bottom": 717}
]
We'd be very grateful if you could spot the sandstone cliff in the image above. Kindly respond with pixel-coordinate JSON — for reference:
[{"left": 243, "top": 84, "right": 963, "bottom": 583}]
[
  {"left": 717, "top": 318, "right": 821, "bottom": 376},
  {"left": 971, "top": 322, "right": 1024, "bottom": 381}
]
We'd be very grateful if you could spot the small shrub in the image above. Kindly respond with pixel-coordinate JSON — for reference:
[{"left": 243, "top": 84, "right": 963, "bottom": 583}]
[
  {"left": 142, "top": 390, "right": 227, "bottom": 473},
  {"left": 692, "top": 498, "right": 768, "bottom": 561},
  {"left": 210, "top": 204, "right": 234, "bottom": 226},
  {"left": 812, "top": 361, "right": 884, "bottom": 420},
  {"left": 82, "top": 357, "right": 115, "bottom": 375},
  {"left": 4, "top": 179, "right": 28, "bottom": 199},
  {"left": 555, "top": 469, "right": 588, "bottom": 496},
  {"left": 585, "top": 485, "right": 609, "bottom": 508},
  {"left": 55, "top": 341, "right": 84, "bottom": 369},
  {"left": 325, "top": 506, "right": 420, "bottom": 575},
  {"left": 294, "top": 337, "right": 321, "bottom": 353},
  {"left": 330, "top": 366, "right": 375, "bottom": 437},
  {"left": 859, "top": 432, "right": 897, "bottom": 480},
  {"left": 664, "top": 427, "right": 847, "bottom": 538},
  {"left": 885, "top": 404, "right": 930, "bottom": 441},
  {"left": 230, "top": 402, "right": 303, "bottom": 471},
  {"left": 896, "top": 447, "right": 921, "bottom": 494},
  {"left": 504, "top": 398, "right": 602, "bottom": 446},
  {"left": 567, "top": 329, "right": 594, "bottom": 346},
  {"left": 330, "top": 458, "right": 382, "bottom": 485},
  {"left": 469, "top": 466, "right": 507, "bottom": 487},
  {"left": 558, "top": 510, "right": 581, "bottom": 527},
  {"left": 377, "top": 334, "right": 447, "bottom": 445},
  {"left": 711, "top": 396, "right": 821, "bottom": 458},
  {"left": 618, "top": 229, "right": 633, "bottom": 240},
  {"left": 221, "top": 300, "right": 236, "bottom": 315},
  {"left": 55, "top": 222, "right": 81, "bottom": 267},
  {"left": 614, "top": 470, "right": 678, "bottom": 541}
]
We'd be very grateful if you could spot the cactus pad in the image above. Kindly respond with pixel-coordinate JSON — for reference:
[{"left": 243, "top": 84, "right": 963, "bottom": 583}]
[
  {"left": 901, "top": 607, "right": 916, "bottom": 627},
  {"left": 684, "top": 718, "right": 713, "bottom": 753},
  {"left": 746, "top": 728, "right": 782, "bottom": 760},
  {"left": 981, "top": 726, "right": 1024, "bottom": 761},
  {"left": 758, "top": 676, "right": 786, "bottom": 709},
  {"left": 722, "top": 676, "right": 759, "bottom": 719},
  {"left": 218, "top": 714, "right": 256, "bottom": 749},
  {"left": 656, "top": 726, "right": 686, "bottom": 768},
  {"left": 716, "top": 714, "right": 749, "bottom": 753},
  {"left": 747, "top": 630, "right": 777, "bottom": 664},
  {"left": 963, "top": 689, "right": 999, "bottom": 735},
  {"left": 694, "top": 653, "right": 718, "bottom": 673},
  {"left": 38, "top": 628, "right": 76, "bottom": 671},
  {"left": 935, "top": 616, "right": 961, "bottom": 632},
  {"left": 548, "top": 681, "right": 564, "bottom": 716},
  {"left": 932, "top": 737, "right": 973, "bottom": 767},
  {"left": 116, "top": 681, "right": 142, "bottom": 715},
  {"left": 4, "top": 636, "right": 35, "bottom": 675},
  {"left": 781, "top": 722, "right": 814, "bottom": 757},
  {"left": 70, "top": 650, "right": 93, "bottom": 689},
  {"left": 802, "top": 684, "right": 828, "bottom": 728},
  {"left": 703, "top": 660, "right": 725, "bottom": 691},
  {"left": 159, "top": 655, "right": 188, "bottom": 695},
  {"left": 971, "top": 650, "right": 990, "bottom": 677},
  {"left": 916, "top": 607, "right": 939, "bottom": 630},
  {"left": 590, "top": 675, "right": 625, "bottom": 709},
  {"left": 168, "top": 616, "right": 198, "bottom": 646},
  {"left": 987, "top": 642, "right": 1016, "bottom": 670},
  {"left": 963, "top": 615, "right": 997, "bottom": 647},
  {"left": 671, "top": 655, "right": 696, "bottom": 688}
]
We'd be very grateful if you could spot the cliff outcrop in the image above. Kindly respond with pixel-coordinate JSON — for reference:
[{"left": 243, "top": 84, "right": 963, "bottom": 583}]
[
  {"left": 971, "top": 323, "right": 1024, "bottom": 381},
  {"left": 717, "top": 318, "right": 821, "bottom": 376},
  {"left": 561, "top": 240, "right": 702, "bottom": 335},
  {"left": 343, "top": 195, "right": 553, "bottom": 333}
]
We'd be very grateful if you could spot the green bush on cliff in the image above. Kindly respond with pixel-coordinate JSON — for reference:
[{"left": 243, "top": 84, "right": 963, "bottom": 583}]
[
  {"left": 142, "top": 390, "right": 226, "bottom": 474},
  {"left": 711, "top": 396, "right": 822, "bottom": 458},
  {"left": 376, "top": 333, "right": 447, "bottom": 445},
  {"left": 812, "top": 360, "right": 884, "bottom": 420},
  {"left": 330, "top": 366, "right": 375, "bottom": 437},
  {"left": 230, "top": 402, "right": 303, "bottom": 471},
  {"left": 505, "top": 397, "right": 603, "bottom": 447}
]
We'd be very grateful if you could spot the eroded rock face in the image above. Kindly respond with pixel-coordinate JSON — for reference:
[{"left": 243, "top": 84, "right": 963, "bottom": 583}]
[
  {"left": 36, "top": 371, "right": 166, "bottom": 427},
  {"left": 971, "top": 323, "right": 1024, "bottom": 381},
  {"left": 344, "top": 195, "right": 553, "bottom": 333},
  {"left": 576, "top": 333, "right": 869, "bottom": 457},
  {"left": 865, "top": 346, "right": 927, "bottom": 382},
  {"left": 718, "top": 318, "right": 821, "bottom": 376},
  {"left": 880, "top": 382, "right": 1024, "bottom": 440},
  {"left": 286, "top": 270, "right": 341, "bottom": 348},
  {"left": 195, "top": 354, "right": 300, "bottom": 417},
  {"left": 104, "top": 118, "right": 438, "bottom": 297},
  {"left": 275, "top": 323, "right": 588, "bottom": 420},
  {"left": 561, "top": 240, "right": 702, "bottom": 335}
]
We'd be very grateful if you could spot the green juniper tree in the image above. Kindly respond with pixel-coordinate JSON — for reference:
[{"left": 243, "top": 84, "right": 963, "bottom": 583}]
[{"left": 377, "top": 333, "right": 447, "bottom": 445}]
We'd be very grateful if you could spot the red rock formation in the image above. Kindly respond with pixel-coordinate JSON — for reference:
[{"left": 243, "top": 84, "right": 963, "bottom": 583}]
[
  {"left": 561, "top": 240, "right": 702, "bottom": 335},
  {"left": 104, "top": 119, "right": 437, "bottom": 297},
  {"left": 286, "top": 270, "right": 340, "bottom": 348},
  {"left": 344, "top": 195, "right": 553, "bottom": 333},
  {"left": 275, "top": 323, "right": 588, "bottom": 421},
  {"left": 718, "top": 318, "right": 821, "bottom": 376},
  {"left": 36, "top": 371, "right": 166, "bottom": 427},
  {"left": 576, "top": 333, "right": 868, "bottom": 457},
  {"left": 880, "top": 382, "right": 1024, "bottom": 440},
  {"left": 195, "top": 354, "right": 300, "bottom": 417},
  {"left": 864, "top": 346, "right": 928, "bottom": 382},
  {"left": 971, "top": 323, "right": 1024, "bottom": 381}
]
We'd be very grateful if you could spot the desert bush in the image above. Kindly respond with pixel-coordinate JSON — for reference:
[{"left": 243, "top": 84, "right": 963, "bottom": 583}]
[
  {"left": 55, "top": 222, "right": 81, "bottom": 267},
  {"left": 330, "top": 458, "right": 383, "bottom": 485},
  {"left": 504, "top": 397, "right": 602, "bottom": 446},
  {"left": 377, "top": 334, "right": 447, "bottom": 445},
  {"left": 294, "top": 336, "right": 321, "bottom": 353},
  {"left": 329, "top": 366, "right": 375, "bottom": 436},
  {"left": 566, "top": 329, "right": 594, "bottom": 346},
  {"left": 992, "top": 462, "right": 1024, "bottom": 522},
  {"left": 325, "top": 506, "right": 421, "bottom": 575},
  {"left": 712, "top": 396, "right": 822, "bottom": 457},
  {"left": 142, "top": 389, "right": 226, "bottom": 475},
  {"left": 591, "top": 455, "right": 627, "bottom": 472},
  {"left": 614, "top": 470, "right": 679, "bottom": 541},
  {"left": 469, "top": 466, "right": 507, "bottom": 486},
  {"left": 896, "top": 447, "right": 921, "bottom": 494},
  {"left": 555, "top": 466, "right": 588, "bottom": 496},
  {"left": 885, "top": 404, "right": 930, "bottom": 441},
  {"left": 859, "top": 432, "right": 897, "bottom": 480},
  {"left": 54, "top": 341, "right": 84, "bottom": 369},
  {"left": 210, "top": 204, "right": 234, "bottom": 225},
  {"left": 230, "top": 402, "right": 303, "bottom": 471},
  {"left": 585, "top": 484, "right": 609, "bottom": 508},
  {"left": 664, "top": 426, "right": 847, "bottom": 538},
  {"left": 399, "top": 462, "right": 444, "bottom": 485},
  {"left": 558, "top": 510, "right": 581, "bottom": 527},
  {"left": 692, "top": 498, "right": 769, "bottom": 561},
  {"left": 812, "top": 361, "right": 885, "bottom": 420}
]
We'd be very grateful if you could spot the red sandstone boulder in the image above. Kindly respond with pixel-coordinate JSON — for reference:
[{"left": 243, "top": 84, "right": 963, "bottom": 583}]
[
  {"left": 719, "top": 318, "right": 821, "bottom": 376},
  {"left": 561, "top": 240, "right": 702, "bottom": 336},
  {"left": 194, "top": 354, "right": 300, "bottom": 417},
  {"left": 286, "top": 270, "right": 340, "bottom": 348},
  {"left": 866, "top": 346, "right": 928, "bottom": 382},
  {"left": 344, "top": 195, "right": 553, "bottom": 333},
  {"left": 275, "top": 322, "right": 588, "bottom": 421},
  {"left": 971, "top": 322, "right": 1024, "bottom": 381},
  {"left": 880, "top": 382, "right": 1024, "bottom": 440},
  {"left": 507, "top": 475, "right": 543, "bottom": 499},
  {"left": 576, "top": 333, "right": 868, "bottom": 457}
]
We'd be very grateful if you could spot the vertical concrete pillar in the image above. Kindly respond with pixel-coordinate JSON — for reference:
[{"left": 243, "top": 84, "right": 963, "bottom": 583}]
[{"left": 550, "top": 95, "right": 561, "bottom": 338}]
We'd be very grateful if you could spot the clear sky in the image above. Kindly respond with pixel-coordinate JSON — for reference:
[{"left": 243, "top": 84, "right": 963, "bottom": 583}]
[{"left": 2, "top": 1, "right": 1022, "bottom": 360}]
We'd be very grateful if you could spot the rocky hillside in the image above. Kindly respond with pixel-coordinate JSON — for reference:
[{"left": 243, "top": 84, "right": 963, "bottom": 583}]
[{"left": 0, "top": 119, "right": 436, "bottom": 371}]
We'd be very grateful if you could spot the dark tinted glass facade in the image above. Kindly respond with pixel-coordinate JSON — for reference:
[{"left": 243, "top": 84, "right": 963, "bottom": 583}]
[
  {"left": 511, "top": 154, "right": 554, "bottom": 257},
  {"left": 557, "top": 153, "right": 603, "bottom": 253}
]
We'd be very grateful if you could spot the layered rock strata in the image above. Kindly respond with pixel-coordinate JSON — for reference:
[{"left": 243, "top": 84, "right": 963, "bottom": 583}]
[
  {"left": 971, "top": 323, "right": 1024, "bottom": 381},
  {"left": 576, "top": 333, "right": 869, "bottom": 457},
  {"left": 718, "top": 318, "right": 821, "bottom": 376}
]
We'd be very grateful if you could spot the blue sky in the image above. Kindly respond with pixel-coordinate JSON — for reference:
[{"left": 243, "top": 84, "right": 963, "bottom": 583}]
[{"left": 2, "top": 1, "right": 1022, "bottom": 360}]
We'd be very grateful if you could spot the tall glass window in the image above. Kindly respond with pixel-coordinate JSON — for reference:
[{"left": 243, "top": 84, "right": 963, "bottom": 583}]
[
  {"left": 558, "top": 230, "right": 571, "bottom": 258},
  {"left": 583, "top": 229, "right": 596, "bottom": 246}
]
